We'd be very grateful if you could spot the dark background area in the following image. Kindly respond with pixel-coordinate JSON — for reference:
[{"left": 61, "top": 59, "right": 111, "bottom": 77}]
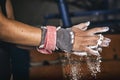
[
  {"left": 11, "top": 0, "right": 59, "bottom": 25},
  {"left": 11, "top": 0, "right": 120, "bottom": 33}
]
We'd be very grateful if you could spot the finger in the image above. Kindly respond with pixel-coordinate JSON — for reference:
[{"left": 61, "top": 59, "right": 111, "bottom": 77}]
[
  {"left": 87, "top": 27, "right": 109, "bottom": 35},
  {"left": 72, "top": 52, "right": 87, "bottom": 56},
  {"left": 73, "top": 46, "right": 100, "bottom": 56},
  {"left": 81, "top": 36, "right": 99, "bottom": 46},
  {"left": 76, "top": 47, "right": 100, "bottom": 56},
  {"left": 100, "top": 41, "right": 110, "bottom": 47},
  {"left": 81, "top": 35, "right": 99, "bottom": 40},
  {"left": 81, "top": 40, "right": 98, "bottom": 46},
  {"left": 72, "top": 45, "right": 87, "bottom": 52},
  {"left": 103, "top": 37, "right": 111, "bottom": 42},
  {"left": 99, "top": 37, "right": 111, "bottom": 47},
  {"left": 75, "top": 36, "right": 99, "bottom": 47},
  {"left": 86, "top": 47, "right": 100, "bottom": 56},
  {"left": 98, "top": 47, "right": 102, "bottom": 53},
  {"left": 73, "top": 21, "right": 90, "bottom": 31}
]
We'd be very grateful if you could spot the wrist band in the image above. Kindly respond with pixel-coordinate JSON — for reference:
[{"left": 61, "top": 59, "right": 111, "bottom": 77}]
[
  {"left": 38, "top": 26, "right": 47, "bottom": 48},
  {"left": 56, "top": 28, "right": 74, "bottom": 52},
  {"left": 37, "top": 26, "right": 74, "bottom": 54},
  {"left": 37, "top": 26, "right": 57, "bottom": 54}
]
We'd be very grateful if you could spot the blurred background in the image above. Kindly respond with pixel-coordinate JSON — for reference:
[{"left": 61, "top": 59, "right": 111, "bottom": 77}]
[{"left": 11, "top": 0, "right": 120, "bottom": 80}]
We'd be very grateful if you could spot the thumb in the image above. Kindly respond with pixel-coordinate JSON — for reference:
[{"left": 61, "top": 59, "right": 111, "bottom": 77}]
[{"left": 72, "top": 21, "right": 90, "bottom": 31}]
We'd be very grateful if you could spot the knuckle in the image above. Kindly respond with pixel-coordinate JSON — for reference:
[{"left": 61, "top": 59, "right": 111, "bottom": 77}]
[{"left": 94, "top": 36, "right": 99, "bottom": 40}]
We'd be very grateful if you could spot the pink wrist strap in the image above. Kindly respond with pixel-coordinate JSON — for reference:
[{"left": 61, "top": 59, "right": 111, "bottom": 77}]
[{"left": 37, "top": 26, "right": 57, "bottom": 54}]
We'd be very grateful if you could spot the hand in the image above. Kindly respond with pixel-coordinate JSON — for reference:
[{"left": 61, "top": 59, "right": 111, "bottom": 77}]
[{"left": 71, "top": 22, "right": 111, "bottom": 55}]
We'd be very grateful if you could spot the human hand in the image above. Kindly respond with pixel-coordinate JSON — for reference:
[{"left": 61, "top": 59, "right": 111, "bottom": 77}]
[{"left": 71, "top": 22, "right": 111, "bottom": 55}]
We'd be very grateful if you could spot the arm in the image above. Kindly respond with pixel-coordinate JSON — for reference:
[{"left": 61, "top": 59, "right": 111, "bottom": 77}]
[
  {"left": 0, "top": 11, "right": 110, "bottom": 54},
  {"left": 5, "top": 0, "right": 34, "bottom": 49},
  {"left": 0, "top": 12, "right": 41, "bottom": 46}
]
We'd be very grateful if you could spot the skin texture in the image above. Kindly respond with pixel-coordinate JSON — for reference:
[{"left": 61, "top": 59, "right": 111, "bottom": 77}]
[
  {"left": 72, "top": 22, "right": 111, "bottom": 54},
  {"left": 0, "top": 13, "right": 42, "bottom": 46},
  {"left": 0, "top": 0, "right": 42, "bottom": 47},
  {"left": 0, "top": 1, "right": 110, "bottom": 54},
  {"left": 6, "top": 0, "right": 14, "bottom": 19}
]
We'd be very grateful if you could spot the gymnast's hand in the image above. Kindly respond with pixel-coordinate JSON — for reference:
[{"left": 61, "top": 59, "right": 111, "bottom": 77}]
[{"left": 71, "top": 22, "right": 111, "bottom": 55}]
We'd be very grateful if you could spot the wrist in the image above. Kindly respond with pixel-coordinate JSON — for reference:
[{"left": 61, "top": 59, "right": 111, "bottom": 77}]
[
  {"left": 37, "top": 26, "right": 74, "bottom": 54},
  {"left": 37, "top": 26, "right": 57, "bottom": 54},
  {"left": 56, "top": 28, "right": 74, "bottom": 52}
]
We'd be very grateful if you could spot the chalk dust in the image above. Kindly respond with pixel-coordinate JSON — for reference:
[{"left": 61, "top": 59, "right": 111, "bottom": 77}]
[{"left": 61, "top": 53, "right": 101, "bottom": 80}]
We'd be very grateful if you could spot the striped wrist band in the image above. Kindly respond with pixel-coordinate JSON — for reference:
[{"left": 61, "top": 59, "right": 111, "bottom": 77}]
[{"left": 37, "top": 26, "right": 57, "bottom": 54}]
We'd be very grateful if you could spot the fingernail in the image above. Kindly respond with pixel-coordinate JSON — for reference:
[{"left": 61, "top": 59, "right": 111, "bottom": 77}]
[
  {"left": 104, "top": 42, "right": 109, "bottom": 46},
  {"left": 103, "top": 27, "right": 109, "bottom": 32},
  {"left": 98, "top": 48, "right": 102, "bottom": 53},
  {"left": 85, "top": 21, "right": 90, "bottom": 26},
  {"left": 81, "top": 26, "right": 88, "bottom": 30},
  {"left": 105, "top": 38, "right": 111, "bottom": 42}
]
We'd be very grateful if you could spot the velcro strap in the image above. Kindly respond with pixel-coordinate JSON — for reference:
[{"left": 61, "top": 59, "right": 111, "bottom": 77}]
[{"left": 37, "top": 26, "right": 56, "bottom": 54}]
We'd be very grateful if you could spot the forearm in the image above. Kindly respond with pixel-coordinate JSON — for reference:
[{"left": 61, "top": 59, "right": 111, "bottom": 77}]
[{"left": 0, "top": 13, "right": 41, "bottom": 46}]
